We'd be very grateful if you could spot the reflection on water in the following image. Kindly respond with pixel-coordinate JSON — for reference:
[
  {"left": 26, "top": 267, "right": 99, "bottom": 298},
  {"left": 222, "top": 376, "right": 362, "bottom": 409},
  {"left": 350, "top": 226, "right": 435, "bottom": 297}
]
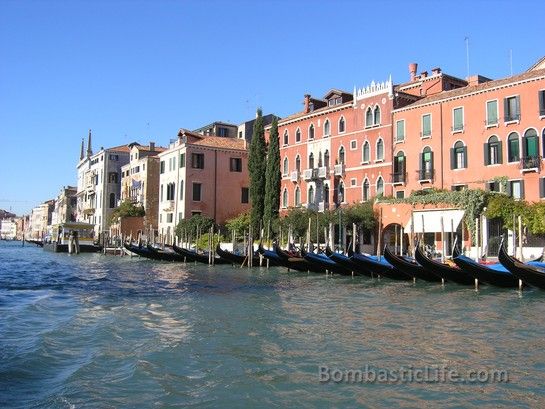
[{"left": 0, "top": 241, "right": 544, "bottom": 408}]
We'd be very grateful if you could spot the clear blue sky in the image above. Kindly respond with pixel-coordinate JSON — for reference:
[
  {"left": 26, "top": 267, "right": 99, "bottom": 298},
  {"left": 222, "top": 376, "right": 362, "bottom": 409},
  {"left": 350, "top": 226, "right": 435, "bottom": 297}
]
[{"left": 1, "top": 0, "right": 544, "bottom": 215}]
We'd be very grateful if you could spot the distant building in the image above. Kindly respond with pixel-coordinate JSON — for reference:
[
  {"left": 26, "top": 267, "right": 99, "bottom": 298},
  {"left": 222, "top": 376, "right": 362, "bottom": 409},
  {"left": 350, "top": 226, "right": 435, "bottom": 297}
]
[
  {"left": 0, "top": 209, "right": 16, "bottom": 220},
  {"left": 0, "top": 219, "right": 17, "bottom": 240},
  {"left": 158, "top": 129, "right": 250, "bottom": 243},
  {"left": 119, "top": 142, "right": 166, "bottom": 232},
  {"left": 29, "top": 200, "right": 54, "bottom": 239},
  {"left": 193, "top": 121, "right": 238, "bottom": 138},
  {"left": 238, "top": 113, "right": 278, "bottom": 142},
  {"left": 51, "top": 186, "right": 77, "bottom": 225}
]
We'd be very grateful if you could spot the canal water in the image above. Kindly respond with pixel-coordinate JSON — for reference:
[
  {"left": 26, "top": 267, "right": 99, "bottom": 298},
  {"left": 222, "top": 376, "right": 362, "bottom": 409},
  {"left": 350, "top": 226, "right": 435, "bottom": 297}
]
[{"left": 1, "top": 240, "right": 544, "bottom": 408}]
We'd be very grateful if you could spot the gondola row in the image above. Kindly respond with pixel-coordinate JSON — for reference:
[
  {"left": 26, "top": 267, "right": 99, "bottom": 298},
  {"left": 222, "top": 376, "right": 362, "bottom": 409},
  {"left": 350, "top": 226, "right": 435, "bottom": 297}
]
[{"left": 124, "top": 241, "right": 545, "bottom": 290}]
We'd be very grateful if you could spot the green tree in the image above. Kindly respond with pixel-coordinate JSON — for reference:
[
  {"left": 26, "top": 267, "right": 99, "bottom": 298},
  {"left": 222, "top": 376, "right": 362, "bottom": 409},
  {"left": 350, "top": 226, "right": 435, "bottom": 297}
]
[
  {"left": 175, "top": 214, "right": 214, "bottom": 239},
  {"left": 225, "top": 211, "right": 251, "bottom": 236},
  {"left": 248, "top": 108, "right": 267, "bottom": 232},
  {"left": 264, "top": 116, "right": 280, "bottom": 232},
  {"left": 109, "top": 200, "right": 145, "bottom": 224}
]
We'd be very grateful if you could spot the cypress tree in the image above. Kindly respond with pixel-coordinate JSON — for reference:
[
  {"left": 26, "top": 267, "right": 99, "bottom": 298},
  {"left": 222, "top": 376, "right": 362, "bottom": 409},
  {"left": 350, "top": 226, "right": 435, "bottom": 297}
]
[
  {"left": 264, "top": 116, "right": 280, "bottom": 230},
  {"left": 248, "top": 108, "right": 266, "bottom": 232}
]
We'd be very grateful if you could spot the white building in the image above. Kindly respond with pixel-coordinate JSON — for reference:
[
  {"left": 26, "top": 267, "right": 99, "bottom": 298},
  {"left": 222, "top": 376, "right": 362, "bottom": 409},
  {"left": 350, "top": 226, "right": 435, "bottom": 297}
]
[{"left": 0, "top": 219, "right": 17, "bottom": 240}]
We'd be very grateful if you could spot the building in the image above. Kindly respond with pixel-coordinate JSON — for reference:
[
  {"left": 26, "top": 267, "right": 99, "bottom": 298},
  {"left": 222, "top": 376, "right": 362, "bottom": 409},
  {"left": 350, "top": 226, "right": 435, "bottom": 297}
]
[
  {"left": 0, "top": 219, "right": 17, "bottom": 240},
  {"left": 158, "top": 129, "right": 250, "bottom": 243},
  {"left": 193, "top": 121, "right": 238, "bottom": 138},
  {"left": 51, "top": 186, "right": 77, "bottom": 225},
  {"left": 119, "top": 142, "right": 166, "bottom": 231},
  {"left": 29, "top": 200, "right": 54, "bottom": 239},
  {"left": 237, "top": 113, "right": 278, "bottom": 142},
  {"left": 76, "top": 131, "right": 130, "bottom": 236}
]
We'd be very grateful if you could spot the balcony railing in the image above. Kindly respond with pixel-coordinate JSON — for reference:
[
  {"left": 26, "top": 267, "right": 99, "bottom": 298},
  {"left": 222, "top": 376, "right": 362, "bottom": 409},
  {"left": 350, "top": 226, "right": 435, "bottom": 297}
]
[
  {"left": 417, "top": 169, "right": 434, "bottom": 182},
  {"left": 303, "top": 168, "right": 315, "bottom": 181},
  {"left": 334, "top": 163, "right": 345, "bottom": 176},
  {"left": 520, "top": 155, "right": 542, "bottom": 171},
  {"left": 163, "top": 200, "right": 175, "bottom": 211},
  {"left": 317, "top": 166, "right": 328, "bottom": 178},
  {"left": 318, "top": 202, "right": 329, "bottom": 212},
  {"left": 290, "top": 170, "right": 299, "bottom": 182},
  {"left": 391, "top": 172, "right": 407, "bottom": 184},
  {"left": 305, "top": 202, "right": 318, "bottom": 211}
]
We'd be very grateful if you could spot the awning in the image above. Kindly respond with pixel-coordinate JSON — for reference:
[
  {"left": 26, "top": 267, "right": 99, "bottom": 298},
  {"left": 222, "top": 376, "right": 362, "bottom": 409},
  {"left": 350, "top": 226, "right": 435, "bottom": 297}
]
[{"left": 404, "top": 209, "right": 464, "bottom": 233}]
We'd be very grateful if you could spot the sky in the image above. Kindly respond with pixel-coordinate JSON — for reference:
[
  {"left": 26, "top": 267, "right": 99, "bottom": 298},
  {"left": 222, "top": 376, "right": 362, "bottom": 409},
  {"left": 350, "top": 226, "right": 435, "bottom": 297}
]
[{"left": 1, "top": 0, "right": 544, "bottom": 216}]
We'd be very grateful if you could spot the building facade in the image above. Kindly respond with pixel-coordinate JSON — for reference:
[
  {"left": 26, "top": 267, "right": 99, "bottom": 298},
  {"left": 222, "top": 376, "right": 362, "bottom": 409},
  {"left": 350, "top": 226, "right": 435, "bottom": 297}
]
[
  {"left": 51, "top": 186, "right": 77, "bottom": 225},
  {"left": 193, "top": 121, "right": 239, "bottom": 138},
  {"left": 0, "top": 219, "right": 18, "bottom": 240},
  {"left": 29, "top": 200, "right": 54, "bottom": 239},
  {"left": 158, "top": 129, "right": 250, "bottom": 242}
]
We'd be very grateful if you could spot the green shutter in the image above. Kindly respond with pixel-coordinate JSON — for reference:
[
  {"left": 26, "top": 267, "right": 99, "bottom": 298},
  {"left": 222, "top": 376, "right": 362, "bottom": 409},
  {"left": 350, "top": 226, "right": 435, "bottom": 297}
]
[
  {"left": 450, "top": 148, "right": 456, "bottom": 169},
  {"left": 463, "top": 146, "right": 468, "bottom": 168},
  {"left": 483, "top": 143, "right": 490, "bottom": 165}
]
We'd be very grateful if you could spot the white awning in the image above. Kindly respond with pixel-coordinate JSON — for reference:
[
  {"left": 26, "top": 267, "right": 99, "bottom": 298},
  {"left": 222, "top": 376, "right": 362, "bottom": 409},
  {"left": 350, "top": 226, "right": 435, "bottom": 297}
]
[{"left": 404, "top": 209, "right": 464, "bottom": 233}]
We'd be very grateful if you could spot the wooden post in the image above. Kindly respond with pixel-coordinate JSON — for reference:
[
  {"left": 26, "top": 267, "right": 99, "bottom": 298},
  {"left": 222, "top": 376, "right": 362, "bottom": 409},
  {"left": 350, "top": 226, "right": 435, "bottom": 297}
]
[
  {"left": 377, "top": 208, "right": 383, "bottom": 260},
  {"left": 394, "top": 224, "right": 398, "bottom": 255},
  {"left": 440, "top": 216, "right": 445, "bottom": 263},
  {"left": 518, "top": 215, "right": 523, "bottom": 261},
  {"left": 475, "top": 217, "right": 479, "bottom": 262},
  {"left": 410, "top": 210, "right": 415, "bottom": 257},
  {"left": 400, "top": 227, "right": 404, "bottom": 256},
  {"left": 451, "top": 219, "right": 455, "bottom": 256},
  {"left": 307, "top": 217, "right": 312, "bottom": 252}
]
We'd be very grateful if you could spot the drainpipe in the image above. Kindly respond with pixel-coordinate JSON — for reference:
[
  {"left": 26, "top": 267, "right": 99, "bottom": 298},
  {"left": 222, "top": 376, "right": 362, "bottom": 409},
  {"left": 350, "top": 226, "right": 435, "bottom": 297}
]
[
  {"left": 440, "top": 103, "right": 444, "bottom": 189},
  {"left": 214, "top": 150, "right": 217, "bottom": 221}
]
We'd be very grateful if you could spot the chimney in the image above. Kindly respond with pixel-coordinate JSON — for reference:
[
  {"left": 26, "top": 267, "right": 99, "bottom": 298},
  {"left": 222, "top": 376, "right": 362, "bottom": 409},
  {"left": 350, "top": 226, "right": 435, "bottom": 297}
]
[
  {"left": 149, "top": 141, "right": 155, "bottom": 151},
  {"left": 86, "top": 129, "right": 93, "bottom": 157},
  {"left": 80, "top": 138, "right": 85, "bottom": 160},
  {"left": 408, "top": 63, "right": 418, "bottom": 82},
  {"left": 420, "top": 71, "right": 428, "bottom": 78},
  {"left": 304, "top": 94, "right": 311, "bottom": 113},
  {"left": 431, "top": 67, "right": 441, "bottom": 75}
]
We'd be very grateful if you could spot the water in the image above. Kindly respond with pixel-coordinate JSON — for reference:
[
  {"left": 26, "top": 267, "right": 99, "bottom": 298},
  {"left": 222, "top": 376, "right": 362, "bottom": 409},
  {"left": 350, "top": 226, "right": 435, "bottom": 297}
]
[{"left": 1, "top": 241, "right": 544, "bottom": 408}]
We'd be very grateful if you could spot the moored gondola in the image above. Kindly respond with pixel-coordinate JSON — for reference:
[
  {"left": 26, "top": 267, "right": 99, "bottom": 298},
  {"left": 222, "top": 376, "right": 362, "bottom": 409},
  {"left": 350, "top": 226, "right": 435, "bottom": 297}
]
[
  {"left": 146, "top": 244, "right": 188, "bottom": 262},
  {"left": 327, "top": 250, "right": 373, "bottom": 277},
  {"left": 350, "top": 253, "right": 411, "bottom": 280},
  {"left": 383, "top": 246, "right": 442, "bottom": 282},
  {"left": 301, "top": 248, "right": 353, "bottom": 275},
  {"left": 452, "top": 253, "right": 519, "bottom": 288},
  {"left": 414, "top": 245, "right": 474, "bottom": 285},
  {"left": 498, "top": 243, "right": 545, "bottom": 289},
  {"left": 172, "top": 245, "right": 230, "bottom": 264},
  {"left": 124, "top": 243, "right": 177, "bottom": 261}
]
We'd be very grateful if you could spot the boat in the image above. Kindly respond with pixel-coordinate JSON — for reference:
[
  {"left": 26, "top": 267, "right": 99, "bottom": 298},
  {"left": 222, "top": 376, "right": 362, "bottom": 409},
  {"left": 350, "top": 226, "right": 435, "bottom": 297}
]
[
  {"left": 43, "top": 222, "right": 102, "bottom": 253},
  {"left": 350, "top": 253, "right": 411, "bottom": 280},
  {"left": 27, "top": 239, "right": 44, "bottom": 247},
  {"left": 301, "top": 248, "right": 353, "bottom": 275},
  {"left": 414, "top": 245, "right": 474, "bottom": 285},
  {"left": 272, "top": 245, "right": 325, "bottom": 273},
  {"left": 327, "top": 250, "right": 373, "bottom": 277},
  {"left": 452, "top": 253, "right": 519, "bottom": 288},
  {"left": 498, "top": 243, "right": 545, "bottom": 289},
  {"left": 216, "top": 244, "right": 275, "bottom": 266},
  {"left": 145, "top": 244, "right": 190, "bottom": 262},
  {"left": 383, "top": 246, "right": 442, "bottom": 282},
  {"left": 172, "top": 245, "right": 230, "bottom": 265}
]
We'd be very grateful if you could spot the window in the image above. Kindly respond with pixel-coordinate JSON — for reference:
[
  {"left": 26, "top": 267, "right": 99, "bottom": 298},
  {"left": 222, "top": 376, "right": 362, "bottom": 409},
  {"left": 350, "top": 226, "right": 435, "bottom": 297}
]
[
  {"left": 191, "top": 153, "right": 204, "bottom": 169},
  {"left": 295, "top": 128, "right": 301, "bottom": 143},
  {"left": 396, "top": 120, "right": 405, "bottom": 142},
  {"left": 295, "top": 186, "right": 301, "bottom": 207},
  {"left": 339, "top": 117, "right": 345, "bottom": 133},
  {"left": 350, "top": 178, "right": 357, "bottom": 187},
  {"left": 362, "top": 141, "right": 370, "bottom": 163},
  {"left": 452, "top": 107, "right": 464, "bottom": 132},
  {"left": 539, "top": 177, "right": 545, "bottom": 198},
  {"left": 338, "top": 146, "right": 345, "bottom": 164},
  {"left": 324, "top": 150, "right": 330, "bottom": 167},
  {"left": 191, "top": 211, "right": 202, "bottom": 216},
  {"left": 295, "top": 155, "right": 301, "bottom": 172},
  {"left": 451, "top": 185, "right": 467, "bottom": 191},
  {"left": 484, "top": 135, "right": 502, "bottom": 165},
  {"left": 419, "top": 147, "right": 434, "bottom": 180},
  {"left": 283, "top": 131, "right": 289, "bottom": 146},
  {"left": 376, "top": 139, "right": 384, "bottom": 161},
  {"left": 308, "top": 153, "right": 314, "bottom": 169},
  {"left": 180, "top": 153, "right": 185, "bottom": 168},
  {"left": 192, "top": 183, "right": 202, "bottom": 201},
  {"left": 487, "top": 181, "right": 502, "bottom": 193},
  {"left": 230, "top": 157, "right": 242, "bottom": 172},
  {"left": 324, "top": 120, "right": 330, "bottom": 136},
  {"left": 451, "top": 141, "right": 467, "bottom": 169},
  {"left": 167, "top": 213, "right": 173, "bottom": 223},
  {"left": 522, "top": 129, "right": 540, "bottom": 169},
  {"left": 283, "top": 157, "right": 289, "bottom": 175},
  {"left": 218, "top": 127, "right": 229, "bottom": 137},
  {"left": 376, "top": 177, "right": 384, "bottom": 197},
  {"left": 241, "top": 187, "right": 249, "bottom": 203},
  {"left": 365, "top": 108, "right": 373, "bottom": 128},
  {"left": 308, "top": 185, "right": 315, "bottom": 204},
  {"left": 309, "top": 124, "right": 315, "bottom": 140},
  {"left": 507, "top": 180, "right": 524, "bottom": 200},
  {"left": 282, "top": 189, "right": 288, "bottom": 208},
  {"left": 160, "top": 184, "right": 163, "bottom": 201},
  {"left": 160, "top": 160, "right": 165, "bottom": 174},
  {"left": 539, "top": 90, "right": 545, "bottom": 116},
  {"left": 109, "top": 193, "right": 116, "bottom": 208},
  {"left": 337, "top": 182, "right": 345, "bottom": 204},
  {"left": 395, "top": 191, "right": 405, "bottom": 199},
  {"left": 179, "top": 180, "right": 184, "bottom": 200},
  {"left": 373, "top": 106, "right": 381, "bottom": 125},
  {"left": 166, "top": 183, "right": 175, "bottom": 200},
  {"left": 486, "top": 100, "right": 498, "bottom": 126},
  {"left": 393, "top": 152, "right": 406, "bottom": 183},
  {"left": 504, "top": 96, "right": 520, "bottom": 122},
  {"left": 421, "top": 114, "right": 431, "bottom": 137},
  {"left": 507, "top": 132, "right": 520, "bottom": 162},
  {"left": 350, "top": 140, "right": 357, "bottom": 150},
  {"left": 108, "top": 172, "right": 118, "bottom": 183}
]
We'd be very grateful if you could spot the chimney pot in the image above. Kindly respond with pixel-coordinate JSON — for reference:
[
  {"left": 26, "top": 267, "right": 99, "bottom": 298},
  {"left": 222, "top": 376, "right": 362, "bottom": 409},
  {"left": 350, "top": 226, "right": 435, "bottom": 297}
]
[
  {"left": 304, "top": 94, "right": 311, "bottom": 114},
  {"left": 408, "top": 62, "right": 418, "bottom": 81},
  {"left": 431, "top": 67, "right": 441, "bottom": 75},
  {"left": 149, "top": 142, "right": 155, "bottom": 151},
  {"left": 420, "top": 71, "right": 428, "bottom": 78}
]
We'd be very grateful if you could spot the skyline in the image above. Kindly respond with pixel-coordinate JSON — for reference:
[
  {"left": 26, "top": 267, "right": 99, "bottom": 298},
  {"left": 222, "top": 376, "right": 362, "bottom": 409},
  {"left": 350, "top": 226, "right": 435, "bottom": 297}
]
[{"left": 1, "top": 0, "right": 544, "bottom": 215}]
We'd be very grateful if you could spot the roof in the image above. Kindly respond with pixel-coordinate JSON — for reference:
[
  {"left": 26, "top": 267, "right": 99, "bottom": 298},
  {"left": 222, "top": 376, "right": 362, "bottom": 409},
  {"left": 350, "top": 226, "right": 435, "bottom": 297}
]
[
  {"left": 191, "top": 136, "right": 246, "bottom": 150},
  {"left": 528, "top": 56, "right": 545, "bottom": 71},
  {"left": 104, "top": 145, "right": 131, "bottom": 153},
  {"left": 277, "top": 100, "right": 353, "bottom": 124},
  {"left": 396, "top": 68, "right": 545, "bottom": 110}
]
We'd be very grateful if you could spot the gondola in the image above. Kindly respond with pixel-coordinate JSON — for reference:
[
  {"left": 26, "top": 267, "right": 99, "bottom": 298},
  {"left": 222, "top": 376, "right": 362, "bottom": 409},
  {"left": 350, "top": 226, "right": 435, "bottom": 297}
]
[
  {"left": 498, "top": 243, "right": 545, "bottom": 289},
  {"left": 301, "top": 248, "right": 353, "bottom": 275},
  {"left": 350, "top": 253, "right": 411, "bottom": 280},
  {"left": 145, "top": 244, "right": 188, "bottom": 262},
  {"left": 124, "top": 243, "right": 181, "bottom": 262},
  {"left": 414, "top": 245, "right": 474, "bottom": 285},
  {"left": 27, "top": 239, "right": 44, "bottom": 247},
  {"left": 172, "top": 245, "right": 230, "bottom": 264},
  {"left": 216, "top": 244, "right": 277, "bottom": 266},
  {"left": 383, "top": 246, "right": 442, "bottom": 282},
  {"left": 452, "top": 253, "right": 519, "bottom": 288},
  {"left": 327, "top": 250, "right": 373, "bottom": 277},
  {"left": 273, "top": 245, "right": 325, "bottom": 273}
]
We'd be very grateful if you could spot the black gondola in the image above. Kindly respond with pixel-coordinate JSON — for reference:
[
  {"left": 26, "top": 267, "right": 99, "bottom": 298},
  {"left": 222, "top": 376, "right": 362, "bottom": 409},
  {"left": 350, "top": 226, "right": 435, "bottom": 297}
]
[
  {"left": 498, "top": 243, "right": 545, "bottom": 289},
  {"left": 350, "top": 253, "right": 411, "bottom": 280},
  {"left": 452, "top": 253, "right": 519, "bottom": 288},
  {"left": 301, "top": 248, "right": 353, "bottom": 275},
  {"left": 383, "top": 246, "right": 442, "bottom": 282},
  {"left": 327, "top": 251, "right": 373, "bottom": 277},
  {"left": 414, "top": 245, "right": 474, "bottom": 285},
  {"left": 27, "top": 239, "right": 44, "bottom": 247},
  {"left": 271, "top": 245, "right": 325, "bottom": 273},
  {"left": 216, "top": 244, "right": 277, "bottom": 266},
  {"left": 124, "top": 243, "right": 182, "bottom": 262},
  {"left": 145, "top": 244, "right": 188, "bottom": 262},
  {"left": 172, "top": 245, "right": 230, "bottom": 264}
]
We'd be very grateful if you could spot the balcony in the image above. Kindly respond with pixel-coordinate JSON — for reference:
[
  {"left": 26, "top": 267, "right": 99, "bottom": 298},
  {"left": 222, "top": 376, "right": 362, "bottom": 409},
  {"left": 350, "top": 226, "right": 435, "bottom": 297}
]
[
  {"left": 163, "top": 200, "right": 175, "bottom": 211},
  {"left": 417, "top": 169, "right": 434, "bottom": 183},
  {"left": 318, "top": 202, "right": 329, "bottom": 212},
  {"left": 303, "top": 168, "right": 317, "bottom": 181},
  {"left": 82, "top": 206, "right": 95, "bottom": 215},
  {"left": 334, "top": 163, "right": 345, "bottom": 176},
  {"left": 391, "top": 172, "right": 406, "bottom": 185},
  {"left": 305, "top": 202, "right": 318, "bottom": 211},
  {"left": 290, "top": 170, "right": 299, "bottom": 182},
  {"left": 317, "top": 166, "right": 328, "bottom": 178},
  {"left": 520, "top": 155, "right": 542, "bottom": 172}
]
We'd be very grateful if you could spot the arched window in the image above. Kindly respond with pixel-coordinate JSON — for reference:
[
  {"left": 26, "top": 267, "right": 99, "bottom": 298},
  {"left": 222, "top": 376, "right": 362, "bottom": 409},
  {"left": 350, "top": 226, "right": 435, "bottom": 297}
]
[
  {"left": 324, "top": 120, "right": 330, "bottom": 136},
  {"left": 282, "top": 189, "right": 288, "bottom": 208},
  {"left": 393, "top": 151, "right": 406, "bottom": 183},
  {"left": 362, "top": 179, "right": 370, "bottom": 201},
  {"left": 295, "top": 155, "right": 301, "bottom": 172},
  {"left": 295, "top": 128, "right": 301, "bottom": 143},
  {"left": 324, "top": 184, "right": 330, "bottom": 204},
  {"left": 324, "top": 150, "right": 330, "bottom": 167},
  {"left": 451, "top": 141, "right": 467, "bottom": 169},
  {"left": 362, "top": 141, "right": 370, "bottom": 163},
  {"left": 308, "top": 185, "right": 315, "bottom": 204},
  {"left": 318, "top": 151, "right": 323, "bottom": 167},
  {"left": 373, "top": 106, "right": 381, "bottom": 125},
  {"left": 109, "top": 193, "right": 116, "bottom": 208},
  {"left": 283, "top": 130, "right": 288, "bottom": 146},
  {"left": 338, "top": 146, "right": 345, "bottom": 164},
  {"left": 485, "top": 135, "right": 502, "bottom": 165},
  {"left": 376, "top": 139, "right": 384, "bottom": 161},
  {"left": 376, "top": 177, "right": 384, "bottom": 197},
  {"left": 420, "top": 147, "right": 434, "bottom": 180},
  {"left": 308, "top": 152, "right": 314, "bottom": 169},
  {"left": 295, "top": 186, "right": 301, "bottom": 207},
  {"left": 283, "top": 157, "right": 289, "bottom": 175},
  {"left": 507, "top": 132, "right": 520, "bottom": 162},
  {"left": 523, "top": 128, "right": 539, "bottom": 169},
  {"left": 338, "top": 181, "right": 345, "bottom": 204},
  {"left": 338, "top": 116, "right": 345, "bottom": 133},
  {"left": 309, "top": 124, "right": 315, "bottom": 140},
  {"left": 365, "top": 107, "right": 373, "bottom": 127}
]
